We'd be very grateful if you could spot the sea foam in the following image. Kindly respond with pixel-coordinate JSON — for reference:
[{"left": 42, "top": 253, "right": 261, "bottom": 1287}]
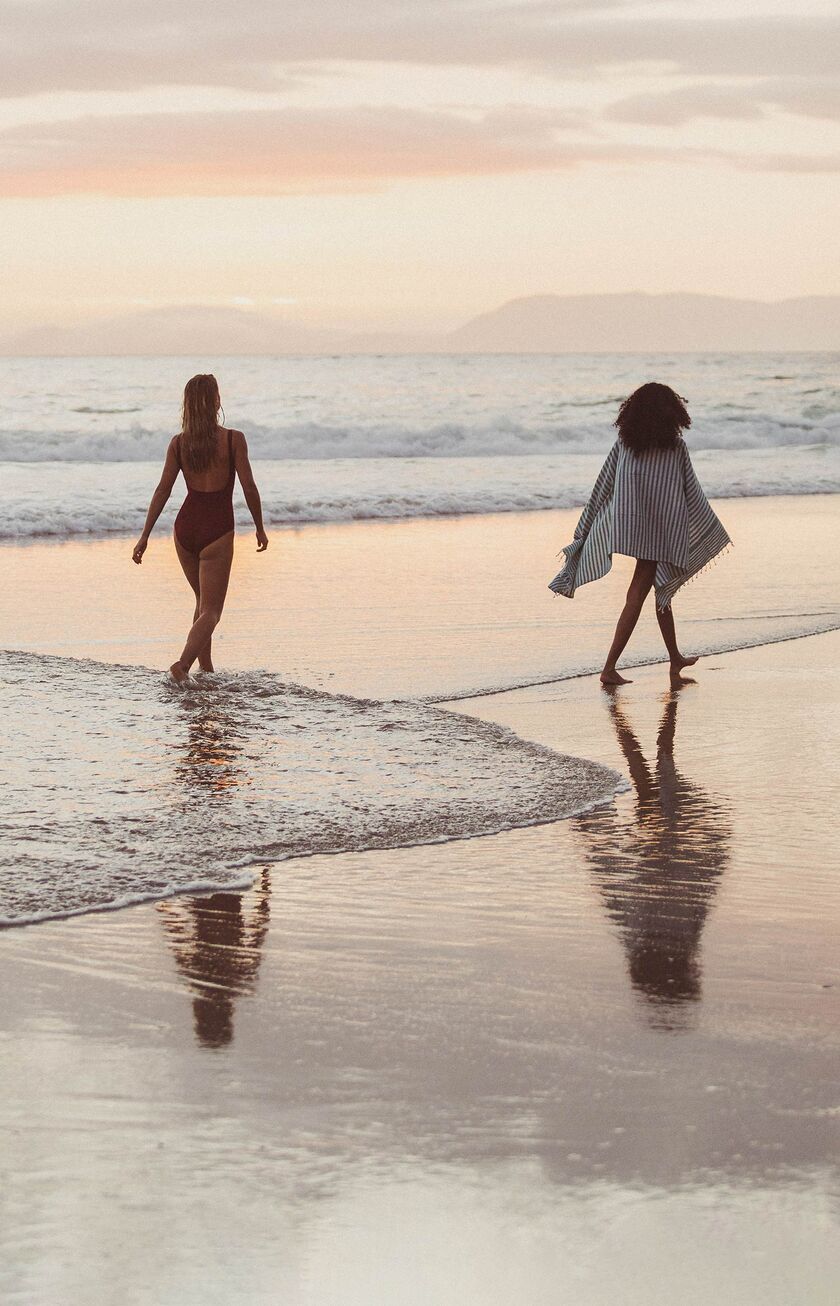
[
  {"left": 1, "top": 411, "right": 839, "bottom": 465},
  {"left": 1, "top": 446, "right": 838, "bottom": 539},
  {"left": 0, "top": 650, "right": 619, "bottom": 926}
]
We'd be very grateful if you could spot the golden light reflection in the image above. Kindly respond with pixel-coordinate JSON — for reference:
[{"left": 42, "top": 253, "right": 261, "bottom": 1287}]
[{"left": 172, "top": 691, "right": 246, "bottom": 793}]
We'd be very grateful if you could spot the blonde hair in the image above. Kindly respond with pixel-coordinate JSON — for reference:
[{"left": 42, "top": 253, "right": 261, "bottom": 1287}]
[{"left": 180, "top": 374, "right": 221, "bottom": 472}]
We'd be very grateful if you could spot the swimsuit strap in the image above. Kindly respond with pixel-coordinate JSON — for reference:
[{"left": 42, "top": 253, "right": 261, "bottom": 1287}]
[{"left": 227, "top": 428, "right": 234, "bottom": 478}]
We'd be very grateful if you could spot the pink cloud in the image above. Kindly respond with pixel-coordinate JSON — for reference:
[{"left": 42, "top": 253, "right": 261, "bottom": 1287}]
[{"left": 0, "top": 106, "right": 667, "bottom": 197}]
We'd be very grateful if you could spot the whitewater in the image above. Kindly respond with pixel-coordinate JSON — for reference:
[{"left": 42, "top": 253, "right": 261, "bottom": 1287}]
[
  {"left": 1, "top": 353, "right": 838, "bottom": 538},
  {"left": 0, "top": 649, "right": 620, "bottom": 926}
]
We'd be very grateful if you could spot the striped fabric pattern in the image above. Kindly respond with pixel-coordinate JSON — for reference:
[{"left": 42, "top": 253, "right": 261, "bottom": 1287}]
[{"left": 549, "top": 439, "right": 731, "bottom": 611}]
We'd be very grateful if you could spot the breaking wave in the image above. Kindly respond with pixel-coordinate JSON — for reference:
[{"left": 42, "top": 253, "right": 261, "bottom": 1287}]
[
  {"left": 1, "top": 411, "right": 840, "bottom": 464},
  {"left": 1, "top": 445, "right": 839, "bottom": 539}
]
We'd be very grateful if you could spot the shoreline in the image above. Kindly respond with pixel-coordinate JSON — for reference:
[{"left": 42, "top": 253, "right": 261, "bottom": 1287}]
[
  {"left": 0, "top": 496, "right": 837, "bottom": 702},
  {"left": 434, "top": 613, "right": 840, "bottom": 702},
  {"left": 3, "top": 623, "right": 839, "bottom": 931},
  {"left": 2, "top": 494, "right": 839, "bottom": 933}
]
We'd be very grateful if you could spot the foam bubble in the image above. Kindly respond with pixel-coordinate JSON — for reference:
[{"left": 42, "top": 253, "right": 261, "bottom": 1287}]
[{"left": 0, "top": 651, "right": 620, "bottom": 926}]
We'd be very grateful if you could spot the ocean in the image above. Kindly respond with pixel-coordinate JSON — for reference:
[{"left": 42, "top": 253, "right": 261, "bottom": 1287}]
[{"left": 1, "top": 352, "right": 838, "bottom": 539}]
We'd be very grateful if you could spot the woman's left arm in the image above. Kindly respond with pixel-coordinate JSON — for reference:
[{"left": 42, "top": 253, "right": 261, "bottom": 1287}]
[{"left": 132, "top": 439, "right": 180, "bottom": 564}]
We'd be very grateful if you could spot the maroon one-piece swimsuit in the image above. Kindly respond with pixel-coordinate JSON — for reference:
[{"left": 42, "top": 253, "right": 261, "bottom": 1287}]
[{"left": 173, "top": 429, "right": 236, "bottom": 555}]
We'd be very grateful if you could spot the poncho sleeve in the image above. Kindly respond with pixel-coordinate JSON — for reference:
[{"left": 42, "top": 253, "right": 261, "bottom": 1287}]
[{"left": 548, "top": 441, "right": 619, "bottom": 599}]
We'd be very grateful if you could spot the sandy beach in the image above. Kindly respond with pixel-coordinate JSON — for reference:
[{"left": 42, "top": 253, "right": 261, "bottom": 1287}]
[{"left": 2, "top": 499, "right": 839, "bottom": 1304}]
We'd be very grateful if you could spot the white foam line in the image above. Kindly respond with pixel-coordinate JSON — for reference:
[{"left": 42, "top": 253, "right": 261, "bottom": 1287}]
[
  {"left": 0, "top": 652, "right": 625, "bottom": 930},
  {"left": 0, "top": 778, "right": 624, "bottom": 933},
  {"left": 1, "top": 480, "right": 840, "bottom": 541},
  {"left": 0, "top": 872, "right": 256, "bottom": 931},
  {"left": 429, "top": 619, "right": 840, "bottom": 704}
]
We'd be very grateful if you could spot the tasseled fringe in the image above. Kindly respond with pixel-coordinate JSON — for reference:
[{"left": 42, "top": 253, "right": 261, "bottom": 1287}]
[
  {"left": 656, "top": 541, "right": 734, "bottom": 611},
  {"left": 550, "top": 542, "right": 733, "bottom": 608}
]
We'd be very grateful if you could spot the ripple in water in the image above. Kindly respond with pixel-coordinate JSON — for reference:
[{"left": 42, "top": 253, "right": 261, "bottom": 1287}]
[{"left": 0, "top": 650, "right": 619, "bottom": 926}]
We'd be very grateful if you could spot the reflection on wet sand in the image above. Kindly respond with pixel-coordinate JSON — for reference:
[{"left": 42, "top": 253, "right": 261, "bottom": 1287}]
[
  {"left": 574, "top": 687, "right": 732, "bottom": 1029},
  {"left": 159, "top": 875, "right": 271, "bottom": 1048},
  {"left": 160, "top": 688, "right": 270, "bottom": 1048}
]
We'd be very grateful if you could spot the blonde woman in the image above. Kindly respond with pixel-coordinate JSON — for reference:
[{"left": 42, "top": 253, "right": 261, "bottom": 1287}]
[{"left": 133, "top": 374, "right": 268, "bottom": 682}]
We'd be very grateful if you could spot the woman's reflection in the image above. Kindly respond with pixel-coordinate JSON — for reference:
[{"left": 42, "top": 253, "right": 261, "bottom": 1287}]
[
  {"left": 161, "top": 686, "right": 271, "bottom": 1048},
  {"left": 574, "top": 686, "right": 731, "bottom": 1029},
  {"left": 159, "top": 871, "right": 271, "bottom": 1049}
]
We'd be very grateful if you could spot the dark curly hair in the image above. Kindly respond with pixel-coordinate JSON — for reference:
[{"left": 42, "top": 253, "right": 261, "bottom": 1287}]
[{"left": 614, "top": 382, "right": 691, "bottom": 454}]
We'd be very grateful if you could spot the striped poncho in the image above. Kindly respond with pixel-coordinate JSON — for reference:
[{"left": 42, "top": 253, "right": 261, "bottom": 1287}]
[{"left": 549, "top": 439, "right": 731, "bottom": 611}]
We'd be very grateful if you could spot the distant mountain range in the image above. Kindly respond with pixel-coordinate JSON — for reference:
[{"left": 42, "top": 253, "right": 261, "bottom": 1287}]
[
  {"left": 448, "top": 293, "right": 840, "bottom": 353},
  {"left": 2, "top": 293, "right": 839, "bottom": 355}
]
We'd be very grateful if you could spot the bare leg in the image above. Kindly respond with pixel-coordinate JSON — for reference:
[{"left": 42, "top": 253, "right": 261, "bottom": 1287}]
[
  {"left": 656, "top": 603, "right": 699, "bottom": 676},
  {"left": 193, "top": 600, "right": 214, "bottom": 671},
  {"left": 174, "top": 536, "right": 215, "bottom": 672},
  {"left": 600, "top": 559, "right": 657, "bottom": 685},
  {"left": 172, "top": 531, "right": 234, "bottom": 679},
  {"left": 607, "top": 698, "right": 655, "bottom": 801}
]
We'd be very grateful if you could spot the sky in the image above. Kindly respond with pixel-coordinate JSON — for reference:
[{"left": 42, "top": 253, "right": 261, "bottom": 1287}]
[{"left": 1, "top": 0, "right": 839, "bottom": 336}]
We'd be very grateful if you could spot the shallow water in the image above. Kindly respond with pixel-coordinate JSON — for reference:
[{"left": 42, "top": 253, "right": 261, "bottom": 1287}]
[
  {"left": 2, "top": 498, "right": 838, "bottom": 925},
  {"left": 4, "top": 444, "right": 840, "bottom": 540},
  {"left": 0, "top": 650, "right": 617, "bottom": 925}
]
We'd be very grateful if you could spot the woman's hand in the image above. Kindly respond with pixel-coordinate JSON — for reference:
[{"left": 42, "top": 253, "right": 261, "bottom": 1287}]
[
  {"left": 132, "top": 536, "right": 148, "bottom": 565},
  {"left": 256, "top": 529, "right": 269, "bottom": 552}
]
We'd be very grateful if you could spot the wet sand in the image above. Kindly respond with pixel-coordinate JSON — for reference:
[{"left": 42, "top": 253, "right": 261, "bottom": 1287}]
[
  {"left": 1, "top": 495, "right": 839, "bottom": 698},
  {"left": 2, "top": 630, "right": 839, "bottom": 1305}
]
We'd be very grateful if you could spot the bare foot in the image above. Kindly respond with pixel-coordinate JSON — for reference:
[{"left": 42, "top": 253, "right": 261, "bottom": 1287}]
[
  {"left": 670, "top": 654, "right": 699, "bottom": 674},
  {"left": 600, "top": 669, "right": 632, "bottom": 685},
  {"left": 169, "top": 660, "right": 189, "bottom": 685},
  {"left": 196, "top": 663, "right": 214, "bottom": 675}
]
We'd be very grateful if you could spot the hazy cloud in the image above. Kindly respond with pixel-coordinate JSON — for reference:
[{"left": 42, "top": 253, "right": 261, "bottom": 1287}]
[
  {"left": 2, "top": 3, "right": 835, "bottom": 194},
  {"left": 1, "top": 4, "right": 839, "bottom": 95},
  {"left": 606, "top": 78, "right": 840, "bottom": 125},
  {"left": 727, "top": 150, "right": 840, "bottom": 173}
]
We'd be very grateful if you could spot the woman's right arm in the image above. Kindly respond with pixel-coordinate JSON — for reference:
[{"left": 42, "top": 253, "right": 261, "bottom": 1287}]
[
  {"left": 132, "top": 438, "right": 180, "bottom": 564},
  {"left": 233, "top": 430, "right": 268, "bottom": 551}
]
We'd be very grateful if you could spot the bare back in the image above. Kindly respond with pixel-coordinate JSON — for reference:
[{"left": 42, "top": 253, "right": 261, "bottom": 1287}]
[{"left": 176, "top": 427, "right": 236, "bottom": 492}]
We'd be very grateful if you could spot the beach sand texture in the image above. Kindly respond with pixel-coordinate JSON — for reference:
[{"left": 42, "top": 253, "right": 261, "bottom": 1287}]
[
  {"left": 1, "top": 633, "right": 839, "bottom": 1304},
  {"left": 1, "top": 503, "right": 839, "bottom": 1304}
]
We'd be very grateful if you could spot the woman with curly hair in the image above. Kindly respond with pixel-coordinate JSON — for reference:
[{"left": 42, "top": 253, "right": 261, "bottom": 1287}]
[{"left": 549, "top": 382, "right": 730, "bottom": 685}]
